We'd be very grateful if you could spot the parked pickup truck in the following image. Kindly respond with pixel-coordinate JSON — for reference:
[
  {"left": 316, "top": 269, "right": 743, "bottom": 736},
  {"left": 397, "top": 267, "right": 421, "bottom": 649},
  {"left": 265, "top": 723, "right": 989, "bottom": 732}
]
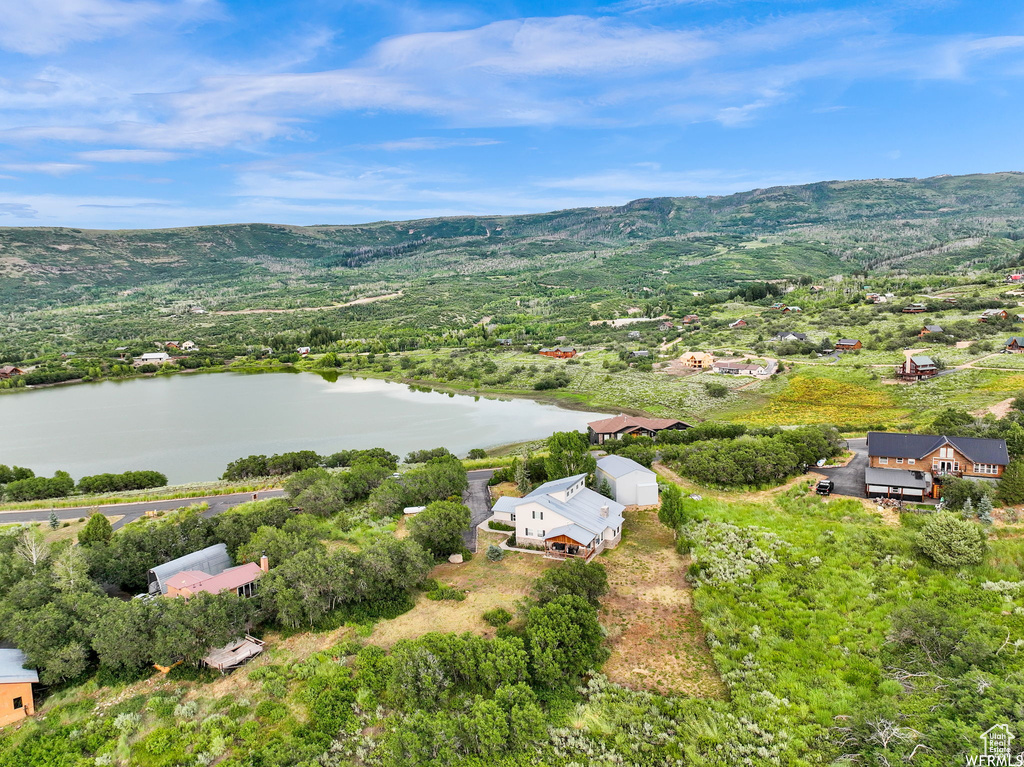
[{"left": 815, "top": 479, "right": 834, "bottom": 496}]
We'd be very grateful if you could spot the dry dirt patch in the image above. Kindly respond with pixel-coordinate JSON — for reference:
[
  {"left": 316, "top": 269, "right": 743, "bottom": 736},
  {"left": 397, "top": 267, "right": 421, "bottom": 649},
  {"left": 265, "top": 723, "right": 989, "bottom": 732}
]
[
  {"left": 975, "top": 397, "right": 1015, "bottom": 419},
  {"left": 600, "top": 508, "right": 724, "bottom": 698},
  {"left": 365, "top": 533, "right": 554, "bottom": 648}
]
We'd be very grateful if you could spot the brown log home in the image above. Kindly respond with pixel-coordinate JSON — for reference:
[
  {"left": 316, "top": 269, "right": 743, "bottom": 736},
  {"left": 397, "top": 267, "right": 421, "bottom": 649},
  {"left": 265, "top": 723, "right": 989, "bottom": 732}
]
[
  {"left": 865, "top": 431, "right": 1009, "bottom": 500},
  {"left": 902, "top": 303, "right": 927, "bottom": 314},
  {"left": 980, "top": 309, "right": 1009, "bottom": 322},
  {"left": 835, "top": 339, "right": 862, "bottom": 351},
  {"left": 1007, "top": 337, "right": 1024, "bottom": 353},
  {"left": 538, "top": 347, "right": 577, "bottom": 358},
  {"left": 0, "top": 649, "right": 37, "bottom": 727},
  {"left": 728, "top": 319, "right": 747, "bottom": 328},
  {"left": 0, "top": 366, "right": 24, "bottom": 380},
  {"left": 587, "top": 414, "right": 691, "bottom": 444},
  {"left": 894, "top": 355, "right": 938, "bottom": 380},
  {"left": 919, "top": 325, "right": 943, "bottom": 337}
]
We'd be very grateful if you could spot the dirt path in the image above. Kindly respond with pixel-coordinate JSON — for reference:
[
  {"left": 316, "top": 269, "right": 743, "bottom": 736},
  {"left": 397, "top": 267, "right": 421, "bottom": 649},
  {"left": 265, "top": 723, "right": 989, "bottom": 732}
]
[
  {"left": 213, "top": 292, "right": 402, "bottom": 315},
  {"left": 975, "top": 397, "right": 1016, "bottom": 418},
  {"left": 601, "top": 508, "right": 725, "bottom": 697}
]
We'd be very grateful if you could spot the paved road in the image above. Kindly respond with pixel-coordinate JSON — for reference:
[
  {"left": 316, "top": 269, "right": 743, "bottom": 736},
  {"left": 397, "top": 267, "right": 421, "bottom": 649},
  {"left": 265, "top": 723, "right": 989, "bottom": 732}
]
[
  {"left": 0, "top": 490, "right": 286, "bottom": 530},
  {"left": 817, "top": 437, "right": 868, "bottom": 498},
  {"left": 462, "top": 469, "right": 495, "bottom": 553}
]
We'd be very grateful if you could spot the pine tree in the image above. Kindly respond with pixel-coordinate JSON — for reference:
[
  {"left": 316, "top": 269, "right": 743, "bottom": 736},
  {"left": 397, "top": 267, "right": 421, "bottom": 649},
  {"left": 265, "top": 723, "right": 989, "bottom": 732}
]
[
  {"left": 978, "top": 494, "right": 994, "bottom": 524},
  {"left": 997, "top": 458, "right": 1024, "bottom": 506},
  {"left": 515, "top": 451, "right": 530, "bottom": 493},
  {"left": 961, "top": 497, "right": 974, "bottom": 519},
  {"left": 49, "top": 511, "right": 59, "bottom": 530}
]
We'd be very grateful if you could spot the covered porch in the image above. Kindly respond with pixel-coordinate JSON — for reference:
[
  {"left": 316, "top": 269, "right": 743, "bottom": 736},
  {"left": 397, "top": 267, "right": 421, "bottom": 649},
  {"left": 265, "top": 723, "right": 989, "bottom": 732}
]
[{"left": 544, "top": 526, "right": 599, "bottom": 562}]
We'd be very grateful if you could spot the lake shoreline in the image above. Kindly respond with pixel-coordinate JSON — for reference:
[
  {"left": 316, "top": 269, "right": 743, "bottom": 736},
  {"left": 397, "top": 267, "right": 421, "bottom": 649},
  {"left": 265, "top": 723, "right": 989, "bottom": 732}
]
[
  {"left": 0, "top": 371, "right": 605, "bottom": 484},
  {"left": 0, "top": 364, "right": 647, "bottom": 418}
]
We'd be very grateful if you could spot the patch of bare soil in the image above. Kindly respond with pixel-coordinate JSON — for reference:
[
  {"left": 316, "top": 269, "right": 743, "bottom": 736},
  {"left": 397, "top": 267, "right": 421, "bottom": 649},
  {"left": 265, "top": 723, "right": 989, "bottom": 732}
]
[
  {"left": 975, "top": 398, "right": 1015, "bottom": 419},
  {"left": 213, "top": 292, "right": 402, "bottom": 315},
  {"left": 365, "top": 533, "right": 554, "bottom": 649},
  {"left": 600, "top": 508, "right": 725, "bottom": 698}
]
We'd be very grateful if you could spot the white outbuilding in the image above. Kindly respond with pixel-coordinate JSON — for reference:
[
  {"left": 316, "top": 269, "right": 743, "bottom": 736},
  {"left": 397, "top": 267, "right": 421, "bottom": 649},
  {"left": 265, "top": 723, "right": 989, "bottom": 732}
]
[{"left": 595, "top": 454, "right": 659, "bottom": 506}]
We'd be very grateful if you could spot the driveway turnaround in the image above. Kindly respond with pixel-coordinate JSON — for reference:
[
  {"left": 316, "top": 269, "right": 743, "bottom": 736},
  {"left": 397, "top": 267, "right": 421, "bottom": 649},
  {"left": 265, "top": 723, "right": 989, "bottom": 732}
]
[{"left": 816, "top": 437, "right": 868, "bottom": 499}]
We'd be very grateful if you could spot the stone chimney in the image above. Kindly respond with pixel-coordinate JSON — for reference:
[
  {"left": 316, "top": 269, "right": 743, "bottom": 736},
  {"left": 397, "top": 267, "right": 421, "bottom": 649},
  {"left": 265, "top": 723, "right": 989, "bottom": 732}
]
[
  {"left": 259, "top": 555, "right": 269, "bottom": 573},
  {"left": 600, "top": 504, "right": 609, "bottom": 518}
]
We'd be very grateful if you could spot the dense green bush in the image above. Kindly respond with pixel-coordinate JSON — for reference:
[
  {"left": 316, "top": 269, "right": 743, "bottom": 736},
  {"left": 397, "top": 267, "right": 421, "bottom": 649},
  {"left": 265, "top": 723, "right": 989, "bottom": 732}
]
[
  {"left": 916, "top": 512, "right": 987, "bottom": 567},
  {"left": 77, "top": 469, "right": 168, "bottom": 494}
]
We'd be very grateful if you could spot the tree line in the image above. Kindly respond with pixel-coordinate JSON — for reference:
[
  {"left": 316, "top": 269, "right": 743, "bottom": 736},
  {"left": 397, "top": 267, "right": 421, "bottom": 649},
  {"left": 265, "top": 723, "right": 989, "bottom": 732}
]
[{"left": 0, "top": 466, "right": 167, "bottom": 502}]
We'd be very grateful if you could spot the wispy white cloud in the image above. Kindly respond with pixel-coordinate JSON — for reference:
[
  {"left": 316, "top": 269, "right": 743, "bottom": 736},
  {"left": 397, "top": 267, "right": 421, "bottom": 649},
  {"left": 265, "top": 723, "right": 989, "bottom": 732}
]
[
  {"left": 77, "top": 149, "right": 180, "bottom": 162},
  {"left": 0, "top": 0, "right": 220, "bottom": 56},
  {"left": 2, "top": 162, "right": 90, "bottom": 175},
  {"left": 359, "top": 137, "right": 501, "bottom": 151}
]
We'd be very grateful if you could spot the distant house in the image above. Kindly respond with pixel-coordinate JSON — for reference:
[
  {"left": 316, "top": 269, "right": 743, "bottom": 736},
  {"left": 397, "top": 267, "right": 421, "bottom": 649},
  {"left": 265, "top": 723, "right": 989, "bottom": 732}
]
[
  {"left": 189, "top": 306, "right": 207, "bottom": 314},
  {"left": 628, "top": 350, "right": 650, "bottom": 359},
  {"left": 297, "top": 346, "right": 311, "bottom": 355},
  {"left": 980, "top": 309, "right": 1009, "bottom": 322},
  {"left": 835, "top": 339, "right": 862, "bottom": 351},
  {"left": 539, "top": 347, "right": 577, "bottom": 359},
  {"left": 0, "top": 366, "right": 24, "bottom": 380},
  {"left": 728, "top": 319, "right": 747, "bottom": 329},
  {"left": 680, "top": 351, "right": 715, "bottom": 369},
  {"left": 713, "top": 359, "right": 778, "bottom": 378},
  {"left": 771, "top": 332, "right": 807, "bottom": 342},
  {"left": 682, "top": 314, "right": 700, "bottom": 325},
  {"left": 595, "top": 455, "right": 659, "bottom": 506},
  {"left": 180, "top": 341, "right": 197, "bottom": 351},
  {"left": 587, "top": 414, "right": 690, "bottom": 444},
  {"left": 627, "top": 330, "right": 641, "bottom": 340},
  {"left": 490, "top": 474, "right": 625, "bottom": 561},
  {"left": 783, "top": 306, "right": 802, "bottom": 313},
  {"left": 137, "top": 352, "right": 171, "bottom": 365},
  {"left": 895, "top": 355, "right": 938, "bottom": 380},
  {"left": 943, "top": 297, "right": 958, "bottom": 304},
  {"left": 658, "top": 321, "right": 675, "bottom": 331},
  {"left": 0, "top": 649, "right": 37, "bottom": 727},
  {"left": 165, "top": 341, "right": 181, "bottom": 350},
  {"left": 902, "top": 303, "right": 927, "bottom": 314},
  {"left": 1007, "top": 274, "right": 1023, "bottom": 283},
  {"left": 770, "top": 303, "right": 786, "bottom": 310},
  {"left": 919, "top": 325, "right": 943, "bottom": 337},
  {"left": 497, "top": 338, "right": 513, "bottom": 346},
  {"left": 1006, "top": 337, "right": 1024, "bottom": 353},
  {"left": 1016, "top": 314, "right": 1024, "bottom": 323}
]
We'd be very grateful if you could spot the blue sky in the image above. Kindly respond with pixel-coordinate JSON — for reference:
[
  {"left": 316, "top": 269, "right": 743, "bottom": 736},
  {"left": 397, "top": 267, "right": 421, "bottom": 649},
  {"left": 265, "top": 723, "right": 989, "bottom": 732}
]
[{"left": 2, "top": 0, "right": 1024, "bottom": 229}]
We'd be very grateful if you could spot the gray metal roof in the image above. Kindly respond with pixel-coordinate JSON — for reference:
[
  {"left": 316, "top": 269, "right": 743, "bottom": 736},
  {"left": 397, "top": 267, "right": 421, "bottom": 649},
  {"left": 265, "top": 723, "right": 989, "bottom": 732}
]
[
  {"left": 865, "top": 467, "right": 931, "bottom": 490},
  {"left": 924, "top": 325, "right": 943, "bottom": 332},
  {"left": 0, "top": 649, "right": 38, "bottom": 684},
  {"left": 545, "top": 524, "right": 597, "bottom": 545},
  {"left": 909, "top": 355, "right": 935, "bottom": 366},
  {"left": 837, "top": 339, "right": 860, "bottom": 345},
  {"left": 867, "top": 431, "right": 1009, "bottom": 466},
  {"left": 529, "top": 474, "right": 587, "bottom": 497},
  {"left": 597, "top": 454, "right": 656, "bottom": 479},
  {"left": 148, "top": 543, "right": 232, "bottom": 594}
]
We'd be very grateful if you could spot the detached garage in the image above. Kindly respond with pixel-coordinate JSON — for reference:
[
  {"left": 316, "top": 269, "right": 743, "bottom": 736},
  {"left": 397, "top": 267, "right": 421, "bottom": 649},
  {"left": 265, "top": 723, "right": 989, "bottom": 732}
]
[
  {"left": 864, "top": 467, "right": 932, "bottom": 500},
  {"left": 596, "top": 455, "right": 660, "bottom": 506}
]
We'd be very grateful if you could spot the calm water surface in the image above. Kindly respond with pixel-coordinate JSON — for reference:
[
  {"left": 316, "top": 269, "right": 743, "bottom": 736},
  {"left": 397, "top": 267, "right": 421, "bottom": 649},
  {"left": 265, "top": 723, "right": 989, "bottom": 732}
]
[{"left": 0, "top": 372, "right": 602, "bottom": 483}]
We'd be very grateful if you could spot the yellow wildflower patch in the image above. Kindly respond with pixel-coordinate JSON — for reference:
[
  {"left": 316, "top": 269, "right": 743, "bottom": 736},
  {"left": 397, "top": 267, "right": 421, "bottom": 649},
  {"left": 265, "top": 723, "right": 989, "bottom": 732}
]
[{"left": 746, "top": 376, "right": 909, "bottom": 427}]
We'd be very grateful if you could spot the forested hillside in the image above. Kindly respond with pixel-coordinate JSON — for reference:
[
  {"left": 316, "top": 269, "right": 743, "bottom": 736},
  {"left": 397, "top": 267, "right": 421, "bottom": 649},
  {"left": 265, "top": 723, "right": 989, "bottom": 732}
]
[{"left": 5, "top": 173, "right": 1024, "bottom": 307}]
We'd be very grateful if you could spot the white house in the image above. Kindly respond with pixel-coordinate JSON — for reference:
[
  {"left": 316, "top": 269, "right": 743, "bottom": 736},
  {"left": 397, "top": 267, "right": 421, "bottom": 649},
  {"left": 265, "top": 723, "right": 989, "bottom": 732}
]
[
  {"left": 137, "top": 352, "right": 171, "bottom": 365},
  {"left": 596, "top": 455, "right": 659, "bottom": 506},
  {"left": 491, "top": 474, "right": 625, "bottom": 561}
]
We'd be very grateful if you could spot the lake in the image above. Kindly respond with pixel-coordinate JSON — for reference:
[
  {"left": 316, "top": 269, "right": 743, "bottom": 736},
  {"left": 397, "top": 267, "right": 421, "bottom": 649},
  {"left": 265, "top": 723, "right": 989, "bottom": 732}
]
[{"left": 0, "top": 372, "right": 603, "bottom": 484}]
